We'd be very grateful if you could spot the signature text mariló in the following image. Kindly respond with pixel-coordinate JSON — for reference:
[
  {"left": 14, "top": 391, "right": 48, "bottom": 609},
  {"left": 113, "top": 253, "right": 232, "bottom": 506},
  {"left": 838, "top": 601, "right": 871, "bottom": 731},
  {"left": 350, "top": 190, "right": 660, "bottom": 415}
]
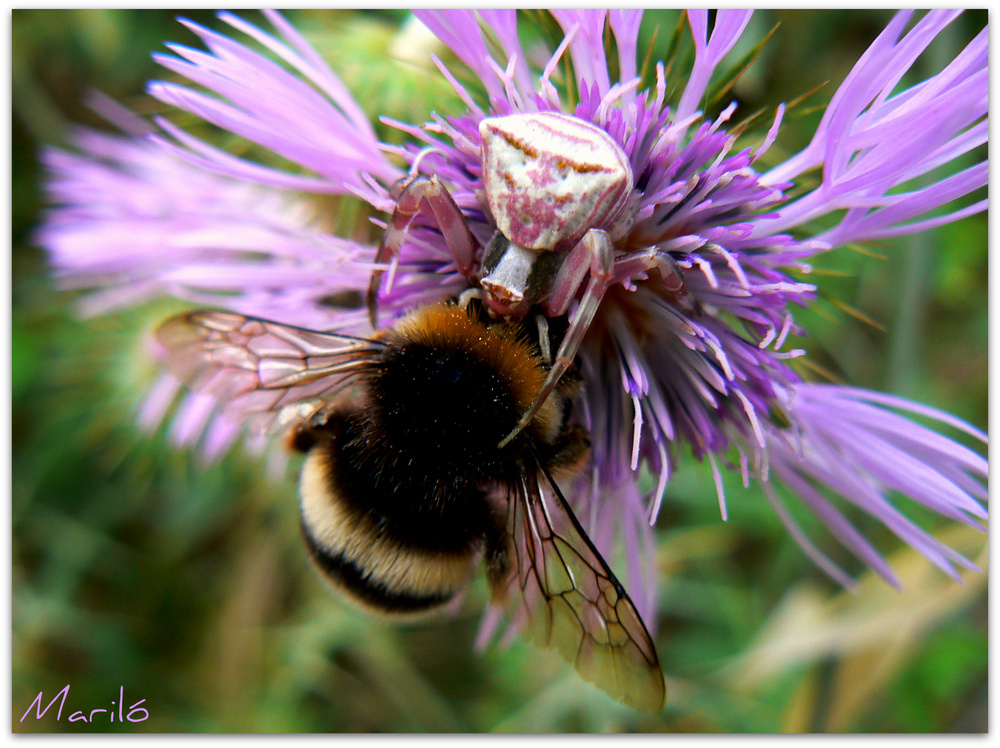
[{"left": 19, "top": 685, "right": 148, "bottom": 725}]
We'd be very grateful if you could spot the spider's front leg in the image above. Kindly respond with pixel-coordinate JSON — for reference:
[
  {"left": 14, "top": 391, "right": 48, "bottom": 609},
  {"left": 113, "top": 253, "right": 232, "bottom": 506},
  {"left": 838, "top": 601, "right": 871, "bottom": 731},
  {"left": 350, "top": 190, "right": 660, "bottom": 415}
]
[
  {"left": 497, "top": 235, "right": 704, "bottom": 449},
  {"left": 498, "top": 228, "right": 615, "bottom": 449},
  {"left": 367, "top": 174, "right": 478, "bottom": 329},
  {"left": 613, "top": 246, "right": 701, "bottom": 317}
]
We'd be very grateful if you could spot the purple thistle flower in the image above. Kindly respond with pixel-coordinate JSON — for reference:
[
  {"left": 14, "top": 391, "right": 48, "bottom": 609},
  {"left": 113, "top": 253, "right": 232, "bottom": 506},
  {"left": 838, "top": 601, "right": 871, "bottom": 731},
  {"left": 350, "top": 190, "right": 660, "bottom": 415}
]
[{"left": 39, "top": 9, "right": 986, "bottom": 632}]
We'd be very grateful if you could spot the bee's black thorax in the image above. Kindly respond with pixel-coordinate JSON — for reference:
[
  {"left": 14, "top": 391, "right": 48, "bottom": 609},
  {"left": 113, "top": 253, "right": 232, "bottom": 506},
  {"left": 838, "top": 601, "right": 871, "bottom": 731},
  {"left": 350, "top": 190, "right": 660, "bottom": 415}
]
[{"left": 362, "top": 337, "right": 526, "bottom": 487}]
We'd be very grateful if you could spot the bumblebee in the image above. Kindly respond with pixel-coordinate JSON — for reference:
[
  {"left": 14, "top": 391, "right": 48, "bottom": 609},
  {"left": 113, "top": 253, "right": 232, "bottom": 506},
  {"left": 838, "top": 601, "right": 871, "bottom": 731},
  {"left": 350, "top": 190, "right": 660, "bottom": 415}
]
[{"left": 156, "top": 301, "right": 665, "bottom": 712}]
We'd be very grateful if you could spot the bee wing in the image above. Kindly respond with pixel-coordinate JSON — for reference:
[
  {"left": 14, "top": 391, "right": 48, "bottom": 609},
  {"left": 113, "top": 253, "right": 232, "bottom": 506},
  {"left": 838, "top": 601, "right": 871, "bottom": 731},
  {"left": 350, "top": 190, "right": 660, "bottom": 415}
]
[
  {"left": 156, "top": 311, "right": 383, "bottom": 432},
  {"left": 499, "top": 459, "right": 666, "bottom": 713}
]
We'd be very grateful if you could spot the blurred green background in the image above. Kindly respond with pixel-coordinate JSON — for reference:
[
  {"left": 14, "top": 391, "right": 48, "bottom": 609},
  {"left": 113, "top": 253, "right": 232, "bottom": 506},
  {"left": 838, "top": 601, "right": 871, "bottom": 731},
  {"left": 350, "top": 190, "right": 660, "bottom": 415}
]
[{"left": 12, "top": 10, "right": 987, "bottom": 733}]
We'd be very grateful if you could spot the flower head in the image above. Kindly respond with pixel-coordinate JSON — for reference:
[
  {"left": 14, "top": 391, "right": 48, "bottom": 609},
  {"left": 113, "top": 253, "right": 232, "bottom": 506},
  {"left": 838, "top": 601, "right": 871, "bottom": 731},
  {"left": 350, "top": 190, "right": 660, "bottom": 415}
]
[{"left": 40, "top": 9, "right": 987, "bottom": 635}]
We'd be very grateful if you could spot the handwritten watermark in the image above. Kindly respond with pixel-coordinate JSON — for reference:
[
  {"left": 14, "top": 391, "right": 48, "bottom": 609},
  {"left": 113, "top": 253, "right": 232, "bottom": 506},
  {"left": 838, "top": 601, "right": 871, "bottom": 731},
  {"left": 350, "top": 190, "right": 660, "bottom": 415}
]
[{"left": 19, "top": 685, "right": 148, "bottom": 725}]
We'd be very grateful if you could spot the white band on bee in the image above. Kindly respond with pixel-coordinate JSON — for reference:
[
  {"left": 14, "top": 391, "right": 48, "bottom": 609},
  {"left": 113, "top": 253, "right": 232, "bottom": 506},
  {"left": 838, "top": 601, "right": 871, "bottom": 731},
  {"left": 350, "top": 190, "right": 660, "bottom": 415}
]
[{"left": 299, "top": 450, "right": 477, "bottom": 598}]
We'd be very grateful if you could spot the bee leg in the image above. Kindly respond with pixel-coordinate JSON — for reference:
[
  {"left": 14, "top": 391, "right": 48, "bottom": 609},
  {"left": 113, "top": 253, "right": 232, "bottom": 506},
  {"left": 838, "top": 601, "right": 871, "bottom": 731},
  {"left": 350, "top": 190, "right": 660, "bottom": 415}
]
[
  {"left": 483, "top": 507, "right": 512, "bottom": 603},
  {"left": 367, "top": 175, "right": 478, "bottom": 330},
  {"left": 545, "top": 426, "right": 591, "bottom": 481},
  {"left": 287, "top": 409, "right": 340, "bottom": 454},
  {"left": 498, "top": 229, "right": 614, "bottom": 448}
]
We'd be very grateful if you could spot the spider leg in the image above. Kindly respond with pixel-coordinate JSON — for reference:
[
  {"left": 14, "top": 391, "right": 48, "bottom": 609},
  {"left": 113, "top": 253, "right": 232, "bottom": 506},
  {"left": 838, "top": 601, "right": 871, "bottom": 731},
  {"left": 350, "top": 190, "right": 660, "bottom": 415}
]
[
  {"left": 545, "top": 237, "right": 592, "bottom": 318},
  {"left": 457, "top": 286, "right": 483, "bottom": 311},
  {"left": 498, "top": 229, "right": 614, "bottom": 448},
  {"left": 613, "top": 246, "right": 701, "bottom": 316},
  {"left": 367, "top": 174, "right": 478, "bottom": 329}
]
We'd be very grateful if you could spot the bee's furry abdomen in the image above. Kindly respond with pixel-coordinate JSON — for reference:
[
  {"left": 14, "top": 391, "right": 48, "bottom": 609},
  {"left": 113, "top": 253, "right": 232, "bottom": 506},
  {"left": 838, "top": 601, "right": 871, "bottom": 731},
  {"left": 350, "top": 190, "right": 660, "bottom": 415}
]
[
  {"left": 300, "top": 516, "right": 458, "bottom": 616},
  {"left": 298, "top": 415, "right": 491, "bottom": 618}
]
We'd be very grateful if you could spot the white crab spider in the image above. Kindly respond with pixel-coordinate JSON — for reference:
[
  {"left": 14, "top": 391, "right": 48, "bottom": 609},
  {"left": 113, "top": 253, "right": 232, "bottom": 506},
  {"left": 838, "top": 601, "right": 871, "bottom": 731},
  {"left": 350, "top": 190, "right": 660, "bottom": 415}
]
[{"left": 368, "top": 111, "right": 696, "bottom": 447}]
